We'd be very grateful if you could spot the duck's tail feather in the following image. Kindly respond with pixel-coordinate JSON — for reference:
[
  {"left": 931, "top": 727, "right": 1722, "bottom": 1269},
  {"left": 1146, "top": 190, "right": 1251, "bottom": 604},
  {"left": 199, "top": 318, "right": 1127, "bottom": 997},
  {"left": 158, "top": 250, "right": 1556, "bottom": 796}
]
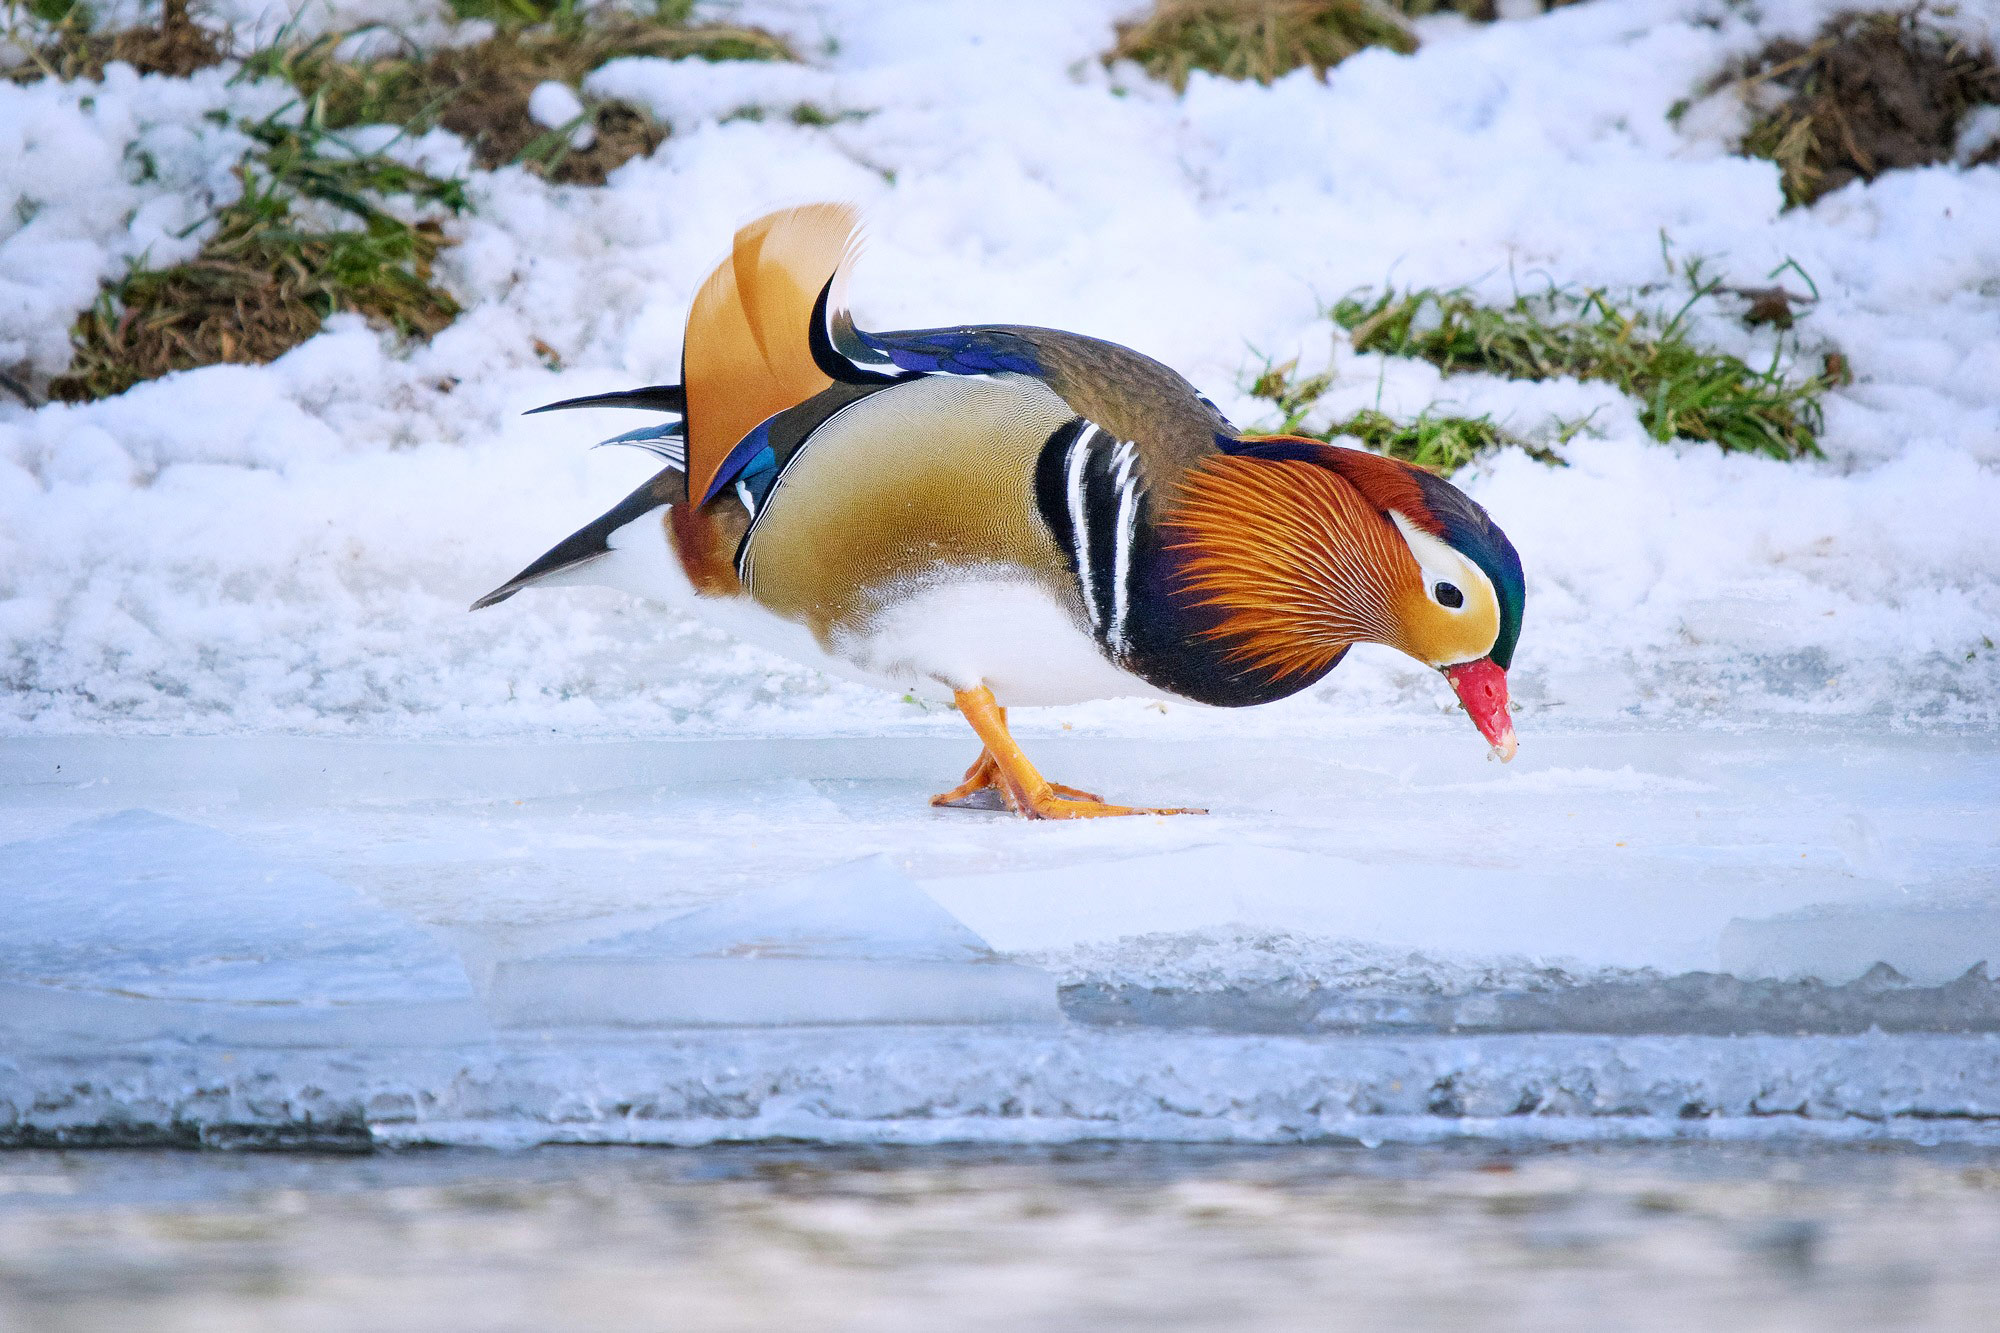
[
  {"left": 526, "top": 385, "right": 686, "bottom": 416},
  {"left": 470, "top": 477, "right": 670, "bottom": 611},
  {"left": 591, "top": 420, "right": 686, "bottom": 469}
]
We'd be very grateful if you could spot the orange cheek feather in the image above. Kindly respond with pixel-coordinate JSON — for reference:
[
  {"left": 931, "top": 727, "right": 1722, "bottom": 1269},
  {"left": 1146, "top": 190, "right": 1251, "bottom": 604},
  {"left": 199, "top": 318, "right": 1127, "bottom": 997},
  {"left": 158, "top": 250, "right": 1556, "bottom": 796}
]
[{"left": 1165, "top": 457, "right": 1423, "bottom": 678}]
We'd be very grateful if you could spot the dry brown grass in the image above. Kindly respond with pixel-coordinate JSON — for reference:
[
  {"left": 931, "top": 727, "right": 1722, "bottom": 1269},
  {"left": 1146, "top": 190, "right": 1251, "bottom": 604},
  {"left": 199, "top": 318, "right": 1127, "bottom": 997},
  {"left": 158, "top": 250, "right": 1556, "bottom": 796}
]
[
  {"left": 49, "top": 118, "right": 465, "bottom": 402},
  {"left": 17, "top": 1, "right": 802, "bottom": 400},
  {"left": 1110, "top": 0, "right": 1416, "bottom": 89},
  {"left": 26, "top": 3, "right": 800, "bottom": 400},
  {"left": 1108, "top": 0, "right": 1596, "bottom": 88},
  {"left": 249, "top": 15, "right": 793, "bottom": 184}
]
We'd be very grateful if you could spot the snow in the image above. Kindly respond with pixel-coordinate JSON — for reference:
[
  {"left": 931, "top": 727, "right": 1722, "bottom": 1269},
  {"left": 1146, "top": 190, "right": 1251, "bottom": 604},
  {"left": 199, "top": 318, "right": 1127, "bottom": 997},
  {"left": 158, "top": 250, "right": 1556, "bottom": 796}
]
[
  {"left": 0, "top": 0, "right": 1996, "bottom": 734},
  {"left": 526, "top": 80, "right": 585, "bottom": 131},
  {"left": 0, "top": 67, "right": 275, "bottom": 372},
  {"left": 0, "top": 0, "right": 1997, "bottom": 1147},
  {"left": 526, "top": 79, "right": 595, "bottom": 151}
]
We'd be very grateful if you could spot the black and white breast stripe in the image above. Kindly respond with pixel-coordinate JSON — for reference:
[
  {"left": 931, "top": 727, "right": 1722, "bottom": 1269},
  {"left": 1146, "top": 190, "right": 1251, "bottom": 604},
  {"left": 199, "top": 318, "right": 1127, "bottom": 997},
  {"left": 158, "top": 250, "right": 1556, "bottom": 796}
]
[{"left": 1034, "top": 418, "right": 1147, "bottom": 659}]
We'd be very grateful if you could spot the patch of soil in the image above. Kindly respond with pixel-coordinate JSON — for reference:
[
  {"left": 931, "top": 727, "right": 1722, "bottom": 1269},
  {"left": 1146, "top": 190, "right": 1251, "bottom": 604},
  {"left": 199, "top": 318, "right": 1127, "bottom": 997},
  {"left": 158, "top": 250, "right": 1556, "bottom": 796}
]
[
  {"left": 410, "top": 37, "right": 666, "bottom": 183},
  {"left": 1733, "top": 10, "right": 2000, "bottom": 207},
  {"left": 544, "top": 103, "right": 666, "bottom": 187},
  {"left": 9, "top": 0, "right": 226, "bottom": 83}
]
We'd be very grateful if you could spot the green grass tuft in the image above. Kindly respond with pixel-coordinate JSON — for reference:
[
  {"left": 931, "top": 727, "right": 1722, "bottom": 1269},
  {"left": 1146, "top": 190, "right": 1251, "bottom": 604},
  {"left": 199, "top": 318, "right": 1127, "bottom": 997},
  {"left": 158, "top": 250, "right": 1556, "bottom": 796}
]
[
  {"left": 1328, "top": 282, "right": 1836, "bottom": 460},
  {"left": 1245, "top": 357, "right": 1567, "bottom": 475},
  {"left": 49, "top": 110, "right": 465, "bottom": 402},
  {"left": 1319, "top": 407, "right": 1516, "bottom": 473}
]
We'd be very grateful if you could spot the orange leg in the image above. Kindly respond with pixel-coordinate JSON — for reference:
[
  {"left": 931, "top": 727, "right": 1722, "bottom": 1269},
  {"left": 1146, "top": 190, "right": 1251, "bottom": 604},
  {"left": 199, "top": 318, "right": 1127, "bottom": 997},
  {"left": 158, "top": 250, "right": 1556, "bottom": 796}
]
[
  {"left": 929, "top": 687, "right": 1204, "bottom": 820},
  {"left": 931, "top": 746, "right": 1105, "bottom": 807}
]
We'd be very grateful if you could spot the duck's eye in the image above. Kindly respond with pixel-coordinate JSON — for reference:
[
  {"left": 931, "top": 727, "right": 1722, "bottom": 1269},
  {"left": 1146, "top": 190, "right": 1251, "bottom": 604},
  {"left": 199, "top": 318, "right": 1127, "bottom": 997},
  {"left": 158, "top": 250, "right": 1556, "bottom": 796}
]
[{"left": 1434, "top": 581, "right": 1464, "bottom": 609}]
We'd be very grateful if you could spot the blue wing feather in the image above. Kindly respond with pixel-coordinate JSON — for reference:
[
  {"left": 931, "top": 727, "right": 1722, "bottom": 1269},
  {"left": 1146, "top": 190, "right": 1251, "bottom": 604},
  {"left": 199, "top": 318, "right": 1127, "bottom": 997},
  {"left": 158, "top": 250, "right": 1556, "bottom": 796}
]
[
  {"left": 857, "top": 327, "right": 1043, "bottom": 379},
  {"left": 697, "top": 417, "right": 780, "bottom": 505}
]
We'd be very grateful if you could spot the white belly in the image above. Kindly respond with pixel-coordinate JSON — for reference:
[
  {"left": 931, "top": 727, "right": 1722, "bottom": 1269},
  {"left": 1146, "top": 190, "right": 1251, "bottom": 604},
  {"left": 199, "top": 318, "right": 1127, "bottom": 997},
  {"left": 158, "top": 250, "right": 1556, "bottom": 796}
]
[
  {"left": 833, "top": 570, "right": 1172, "bottom": 706},
  {"left": 579, "top": 514, "right": 1166, "bottom": 707}
]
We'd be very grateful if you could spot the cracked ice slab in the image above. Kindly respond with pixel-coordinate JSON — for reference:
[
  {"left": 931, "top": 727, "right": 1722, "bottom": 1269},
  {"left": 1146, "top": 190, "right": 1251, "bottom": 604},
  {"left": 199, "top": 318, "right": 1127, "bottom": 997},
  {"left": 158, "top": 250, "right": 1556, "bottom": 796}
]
[
  {"left": 481, "top": 857, "right": 1060, "bottom": 1028},
  {"left": 0, "top": 811, "right": 487, "bottom": 1046}
]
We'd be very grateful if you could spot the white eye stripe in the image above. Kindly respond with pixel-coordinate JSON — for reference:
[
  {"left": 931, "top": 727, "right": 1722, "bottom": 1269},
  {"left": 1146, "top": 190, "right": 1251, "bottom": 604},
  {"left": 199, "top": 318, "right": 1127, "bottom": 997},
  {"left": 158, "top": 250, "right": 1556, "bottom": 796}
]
[{"left": 1389, "top": 512, "right": 1494, "bottom": 615}]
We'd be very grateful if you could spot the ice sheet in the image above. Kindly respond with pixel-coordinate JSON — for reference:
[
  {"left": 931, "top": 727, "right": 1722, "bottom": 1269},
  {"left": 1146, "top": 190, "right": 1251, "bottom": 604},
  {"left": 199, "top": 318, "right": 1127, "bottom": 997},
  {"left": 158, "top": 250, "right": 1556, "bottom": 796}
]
[
  {"left": 484, "top": 958, "right": 1058, "bottom": 1029},
  {"left": 0, "top": 808, "right": 474, "bottom": 1003},
  {"left": 1721, "top": 905, "right": 2000, "bottom": 986},
  {"left": 3, "top": 733, "right": 1993, "bottom": 982},
  {"left": 0, "top": 809, "right": 486, "bottom": 1045},
  {"left": 0, "top": 734, "right": 1993, "bottom": 1145},
  {"left": 481, "top": 857, "right": 1059, "bottom": 1027},
  {"left": 577, "top": 855, "right": 998, "bottom": 963},
  {"left": 8, "top": 1029, "right": 2000, "bottom": 1151}
]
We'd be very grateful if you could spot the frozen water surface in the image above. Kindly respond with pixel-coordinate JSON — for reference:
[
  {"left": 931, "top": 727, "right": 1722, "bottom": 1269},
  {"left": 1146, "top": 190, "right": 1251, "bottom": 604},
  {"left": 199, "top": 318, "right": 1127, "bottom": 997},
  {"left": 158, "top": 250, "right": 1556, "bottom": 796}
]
[
  {"left": 0, "top": 731, "right": 1995, "bottom": 1148},
  {"left": 482, "top": 857, "right": 1060, "bottom": 1028}
]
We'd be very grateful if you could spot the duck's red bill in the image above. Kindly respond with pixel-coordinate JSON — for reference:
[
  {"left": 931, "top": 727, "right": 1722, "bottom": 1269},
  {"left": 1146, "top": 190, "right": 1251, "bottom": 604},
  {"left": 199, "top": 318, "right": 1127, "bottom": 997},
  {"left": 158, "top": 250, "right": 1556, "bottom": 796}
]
[{"left": 1443, "top": 658, "right": 1518, "bottom": 762}]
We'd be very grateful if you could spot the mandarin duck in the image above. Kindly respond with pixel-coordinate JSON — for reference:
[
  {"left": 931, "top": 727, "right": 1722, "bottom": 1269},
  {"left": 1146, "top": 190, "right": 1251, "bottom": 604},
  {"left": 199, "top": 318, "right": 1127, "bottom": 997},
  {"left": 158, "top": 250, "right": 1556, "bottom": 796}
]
[{"left": 475, "top": 204, "right": 1525, "bottom": 819}]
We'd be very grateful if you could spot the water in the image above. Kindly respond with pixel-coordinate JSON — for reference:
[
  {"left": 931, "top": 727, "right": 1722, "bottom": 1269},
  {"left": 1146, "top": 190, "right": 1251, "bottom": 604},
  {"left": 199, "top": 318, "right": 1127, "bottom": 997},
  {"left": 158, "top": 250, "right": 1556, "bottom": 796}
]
[{"left": 2, "top": 1142, "right": 1997, "bottom": 1331}]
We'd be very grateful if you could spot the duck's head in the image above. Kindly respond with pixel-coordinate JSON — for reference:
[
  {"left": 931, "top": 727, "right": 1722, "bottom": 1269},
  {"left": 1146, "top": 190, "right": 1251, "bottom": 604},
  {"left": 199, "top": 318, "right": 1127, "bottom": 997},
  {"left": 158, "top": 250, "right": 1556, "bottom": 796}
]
[{"left": 1165, "top": 437, "right": 1525, "bottom": 759}]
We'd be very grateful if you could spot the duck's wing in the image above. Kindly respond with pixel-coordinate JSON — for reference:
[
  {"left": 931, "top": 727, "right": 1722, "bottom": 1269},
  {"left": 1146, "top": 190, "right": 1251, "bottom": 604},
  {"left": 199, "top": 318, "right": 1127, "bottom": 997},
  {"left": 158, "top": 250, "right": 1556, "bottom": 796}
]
[{"left": 807, "top": 276, "right": 1237, "bottom": 501}]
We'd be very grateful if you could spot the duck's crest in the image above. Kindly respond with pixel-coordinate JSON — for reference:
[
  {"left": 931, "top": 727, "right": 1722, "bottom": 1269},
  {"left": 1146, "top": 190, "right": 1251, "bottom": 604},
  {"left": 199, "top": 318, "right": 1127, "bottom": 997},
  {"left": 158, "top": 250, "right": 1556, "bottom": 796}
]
[{"left": 683, "top": 203, "right": 860, "bottom": 504}]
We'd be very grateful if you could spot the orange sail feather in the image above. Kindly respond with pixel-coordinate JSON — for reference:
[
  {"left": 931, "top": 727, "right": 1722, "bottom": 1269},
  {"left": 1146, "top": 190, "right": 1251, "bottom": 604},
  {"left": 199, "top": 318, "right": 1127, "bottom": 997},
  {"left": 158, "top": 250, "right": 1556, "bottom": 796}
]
[{"left": 682, "top": 203, "right": 860, "bottom": 503}]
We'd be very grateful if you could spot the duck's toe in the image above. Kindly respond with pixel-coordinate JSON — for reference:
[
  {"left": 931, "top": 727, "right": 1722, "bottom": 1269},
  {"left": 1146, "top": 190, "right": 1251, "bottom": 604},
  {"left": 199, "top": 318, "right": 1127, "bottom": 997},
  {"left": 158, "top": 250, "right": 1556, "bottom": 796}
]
[
  {"left": 931, "top": 749, "right": 1112, "bottom": 811},
  {"left": 1013, "top": 792, "right": 1205, "bottom": 821}
]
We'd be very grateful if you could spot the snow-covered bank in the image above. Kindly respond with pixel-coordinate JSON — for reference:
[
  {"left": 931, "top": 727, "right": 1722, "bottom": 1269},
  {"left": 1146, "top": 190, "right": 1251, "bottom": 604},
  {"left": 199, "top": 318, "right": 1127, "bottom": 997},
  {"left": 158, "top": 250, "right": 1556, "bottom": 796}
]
[{"left": 3, "top": 0, "right": 1998, "bottom": 736}]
